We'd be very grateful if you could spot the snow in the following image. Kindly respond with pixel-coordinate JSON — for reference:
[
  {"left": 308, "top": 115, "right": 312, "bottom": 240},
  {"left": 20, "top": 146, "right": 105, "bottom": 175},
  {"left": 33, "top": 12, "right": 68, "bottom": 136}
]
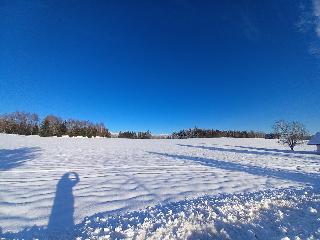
[{"left": 0, "top": 134, "right": 320, "bottom": 239}]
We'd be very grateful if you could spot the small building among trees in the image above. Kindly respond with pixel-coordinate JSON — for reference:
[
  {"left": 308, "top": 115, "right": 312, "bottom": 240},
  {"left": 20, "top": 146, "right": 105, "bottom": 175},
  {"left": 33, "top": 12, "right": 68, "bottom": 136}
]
[{"left": 308, "top": 132, "right": 320, "bottom": 153}]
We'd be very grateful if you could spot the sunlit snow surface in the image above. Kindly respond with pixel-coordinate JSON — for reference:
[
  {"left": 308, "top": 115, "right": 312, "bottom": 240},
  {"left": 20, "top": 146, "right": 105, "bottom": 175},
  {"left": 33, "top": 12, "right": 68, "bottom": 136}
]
[{"left": 0, "top": 134, "right": 319, "bottom": 239}]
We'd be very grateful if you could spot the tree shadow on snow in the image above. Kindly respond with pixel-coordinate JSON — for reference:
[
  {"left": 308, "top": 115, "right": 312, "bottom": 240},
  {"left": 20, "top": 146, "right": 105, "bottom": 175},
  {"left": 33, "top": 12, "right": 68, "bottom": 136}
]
[
  {"left": 148, "top": 152, "right": 320, "bottom": 188},
  {"left": 0, "top": 147, "right": 42, "bottom": 171},
  {"left": 234, "top": 145, "right": 319, "bottom": 156},
  {"left": 188, "top": 230, "right": 214, "bottom": 240},
  {"left": 0, "top": 172, "right": 80, "bottom": 240},
  {"left": 177, "top": 144, "right": 320, "bottom": 161}
]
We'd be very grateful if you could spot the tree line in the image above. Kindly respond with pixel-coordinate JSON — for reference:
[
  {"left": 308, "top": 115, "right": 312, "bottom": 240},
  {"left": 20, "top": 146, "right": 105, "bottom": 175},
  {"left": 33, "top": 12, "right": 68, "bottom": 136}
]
[
  {"left": 0, "top": 112, "right": 266, "bottom": 139},
  {"left": 0, "top": 111, "right": 110, "bottom": 138},
  {"left": 171, "top": 121, "right": 310, "bottom": 151},
  {"left": 0, "top": 112, "right": 310, "bottom": 149},
  {"left": 118, "top": 131, "right": 152, "bottom": 139},
  {"left": 171, "top": 127, "right": 266, "bottom": 139}
]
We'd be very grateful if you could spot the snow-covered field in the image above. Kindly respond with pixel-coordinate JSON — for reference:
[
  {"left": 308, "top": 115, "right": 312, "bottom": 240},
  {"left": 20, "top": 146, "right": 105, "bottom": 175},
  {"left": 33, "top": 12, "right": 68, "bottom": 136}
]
[{"left": 0, "top": 134, "right": 319, "bottom": 239}]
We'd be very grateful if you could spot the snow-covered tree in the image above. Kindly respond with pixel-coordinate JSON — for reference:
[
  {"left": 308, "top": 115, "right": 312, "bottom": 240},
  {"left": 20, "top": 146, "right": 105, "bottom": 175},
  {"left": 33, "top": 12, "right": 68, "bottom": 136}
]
[{"left": 273, "top": 120, "right": 309, "bottom": 151}]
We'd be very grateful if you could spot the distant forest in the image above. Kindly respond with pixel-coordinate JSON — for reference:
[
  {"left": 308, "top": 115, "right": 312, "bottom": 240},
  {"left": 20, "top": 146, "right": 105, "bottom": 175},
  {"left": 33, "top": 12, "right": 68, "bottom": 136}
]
[
  {"left": 171, "top": 127, "right": 266, "bottom": 139},
  {"left": 118, "top": 131, "right": 152, "bottom": 139},
  {"left": 0, "top": 111, "right": 110, "bottom": 138},
  {"left": 0, "top": 111, "right": 270, "bottom": 139}
]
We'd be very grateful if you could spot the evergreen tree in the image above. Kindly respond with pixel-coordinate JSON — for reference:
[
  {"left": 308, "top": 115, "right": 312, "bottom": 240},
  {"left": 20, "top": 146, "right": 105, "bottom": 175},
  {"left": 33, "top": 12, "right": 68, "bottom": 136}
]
[
  {"left": 39, "top": 119, "right": 51, "bottom": 137},
  {"left": 56, "top": 121, "right": 67, "bottom": 137}
]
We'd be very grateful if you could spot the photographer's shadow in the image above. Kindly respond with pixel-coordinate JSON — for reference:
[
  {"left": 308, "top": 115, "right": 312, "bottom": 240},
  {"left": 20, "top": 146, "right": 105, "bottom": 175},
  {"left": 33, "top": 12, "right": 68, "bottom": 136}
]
[{"left": 47, "top": 172, "right": 80, "bottom": 239}]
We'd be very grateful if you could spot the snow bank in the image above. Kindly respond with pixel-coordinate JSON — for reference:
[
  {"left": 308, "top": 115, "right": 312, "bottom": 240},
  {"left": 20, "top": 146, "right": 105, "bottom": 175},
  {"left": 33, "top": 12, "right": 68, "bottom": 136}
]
[
  {"left": 2, "top": 187, "right": 319, "bottom": 240},
  {"left": 76, "top": 187, "right": 320, "bottom": 240}
]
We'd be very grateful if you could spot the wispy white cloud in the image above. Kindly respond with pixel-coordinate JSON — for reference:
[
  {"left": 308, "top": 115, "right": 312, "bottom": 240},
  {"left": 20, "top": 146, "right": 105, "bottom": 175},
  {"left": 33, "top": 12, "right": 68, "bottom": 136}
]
[
  {"left": 308, "top": 41, "right": 320, "bottom": 55},
  {"left": 296, "top": 0, "right": 320, "bottom": 56},
  {"left": 296, "top": 1, "right": 320, "bottom": 35},
  {"left": 296, "top": 2, "right": 313, "bottom": 33},
  {"left": 312, "top": 0, "right": 320, "bottom": 38}
]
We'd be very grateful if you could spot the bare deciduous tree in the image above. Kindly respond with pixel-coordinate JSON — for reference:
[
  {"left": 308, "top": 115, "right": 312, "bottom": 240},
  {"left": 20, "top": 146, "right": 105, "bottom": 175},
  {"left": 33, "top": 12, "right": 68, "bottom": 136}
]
[
  {"left": 0, "top": 111, "right": 39, "bottom": 135},
  {"left": 273, "top": 120, "right": 309, "bottom": 151}
]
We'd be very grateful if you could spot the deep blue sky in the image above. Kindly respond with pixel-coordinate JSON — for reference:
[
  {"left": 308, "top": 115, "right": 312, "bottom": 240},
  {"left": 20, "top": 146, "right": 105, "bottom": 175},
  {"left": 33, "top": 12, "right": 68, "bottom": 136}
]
[{"left": 0, "top": 0, "right": 319, "bottom": 134}]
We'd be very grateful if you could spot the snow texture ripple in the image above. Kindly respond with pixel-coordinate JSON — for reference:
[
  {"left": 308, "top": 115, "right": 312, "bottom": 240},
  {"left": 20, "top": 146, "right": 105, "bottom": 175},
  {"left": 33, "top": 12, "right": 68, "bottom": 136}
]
[{"left": 0, "top": 134, "right": 320, "bottom": 239}]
